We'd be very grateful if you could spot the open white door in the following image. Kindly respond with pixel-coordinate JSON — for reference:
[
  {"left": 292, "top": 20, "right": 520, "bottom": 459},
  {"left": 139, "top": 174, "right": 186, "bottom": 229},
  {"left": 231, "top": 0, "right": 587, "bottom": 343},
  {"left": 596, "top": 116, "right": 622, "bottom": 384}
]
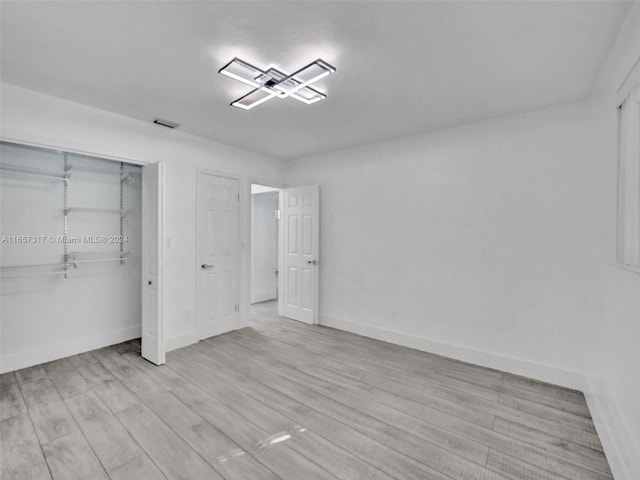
[
  {"left": 281, "top": 185, "right": 319, "bottom": 325},
  {"left": 141, "top": 162, "right": 165, "bottom": 365}
]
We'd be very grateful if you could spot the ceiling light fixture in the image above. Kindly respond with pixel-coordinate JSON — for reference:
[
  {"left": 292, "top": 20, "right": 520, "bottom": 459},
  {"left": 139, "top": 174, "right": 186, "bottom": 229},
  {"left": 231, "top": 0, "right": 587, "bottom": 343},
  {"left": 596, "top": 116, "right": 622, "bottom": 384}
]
[{"left": 219, "top": 58, "right": 336, "bottom": 110}]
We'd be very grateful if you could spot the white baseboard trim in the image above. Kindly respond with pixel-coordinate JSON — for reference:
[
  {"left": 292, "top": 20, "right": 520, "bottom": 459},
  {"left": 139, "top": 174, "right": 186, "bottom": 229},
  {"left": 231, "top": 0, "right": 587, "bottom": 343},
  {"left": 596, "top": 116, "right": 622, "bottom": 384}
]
[
  {"left": 165, "top": 331, "right": 199, "bottom": 353},
  {"left": 320, "top": 315, "right": 584, "bottom": 390},
  {"left": 584, "top": 377, "right": 640, "bottom": 480},
  {"left": 0, "top": 325, "right": 141, "bottom": 373}
]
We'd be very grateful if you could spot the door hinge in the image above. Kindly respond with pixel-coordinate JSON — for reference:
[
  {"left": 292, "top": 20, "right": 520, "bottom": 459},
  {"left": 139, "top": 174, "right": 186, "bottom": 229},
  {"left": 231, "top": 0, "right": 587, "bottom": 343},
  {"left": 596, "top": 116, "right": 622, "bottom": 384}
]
[
  {"left": 237, "top": 193, "right": 240, "bottom": 201},
  {"left": 235, "top": 305, "right": 239, "bottom": 312}
]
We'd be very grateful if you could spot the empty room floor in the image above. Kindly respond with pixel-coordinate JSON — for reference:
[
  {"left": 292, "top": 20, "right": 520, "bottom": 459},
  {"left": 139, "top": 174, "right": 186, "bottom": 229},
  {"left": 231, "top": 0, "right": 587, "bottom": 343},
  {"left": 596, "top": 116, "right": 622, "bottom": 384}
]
[{"left": 1, "top": 305, "right": 612, "bottom": 480}]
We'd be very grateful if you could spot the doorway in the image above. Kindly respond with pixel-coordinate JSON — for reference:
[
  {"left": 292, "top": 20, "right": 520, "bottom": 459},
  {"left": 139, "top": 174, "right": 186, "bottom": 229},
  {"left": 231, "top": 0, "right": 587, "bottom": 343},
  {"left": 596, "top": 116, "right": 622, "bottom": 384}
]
[
  {"left": 251, "top": 184, "right": 280, "bottom": 316},
  {"left": 250, "top": 183, "right": 320, "bottom": 326}
]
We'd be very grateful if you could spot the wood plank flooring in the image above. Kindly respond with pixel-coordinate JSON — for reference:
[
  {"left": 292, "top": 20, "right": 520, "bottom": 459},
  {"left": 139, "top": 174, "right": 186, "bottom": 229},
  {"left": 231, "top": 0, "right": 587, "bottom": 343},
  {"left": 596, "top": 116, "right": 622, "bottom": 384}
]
[{"left": 1, "top": 301, "right": 613, "bottom": 480}]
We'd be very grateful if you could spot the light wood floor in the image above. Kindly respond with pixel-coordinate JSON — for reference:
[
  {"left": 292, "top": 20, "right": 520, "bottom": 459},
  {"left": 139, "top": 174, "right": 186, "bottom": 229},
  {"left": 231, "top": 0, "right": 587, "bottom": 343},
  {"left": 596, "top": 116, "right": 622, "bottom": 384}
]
[{"left": 1, "top": 301, "right": 613, "bottom": 480}]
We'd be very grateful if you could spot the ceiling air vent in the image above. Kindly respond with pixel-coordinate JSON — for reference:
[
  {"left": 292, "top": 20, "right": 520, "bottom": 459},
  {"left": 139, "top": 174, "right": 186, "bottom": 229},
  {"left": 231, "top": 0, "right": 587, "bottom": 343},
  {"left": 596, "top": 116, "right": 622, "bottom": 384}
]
[{"left": 153, "top": 118, "right": 179, "bottom": 129}]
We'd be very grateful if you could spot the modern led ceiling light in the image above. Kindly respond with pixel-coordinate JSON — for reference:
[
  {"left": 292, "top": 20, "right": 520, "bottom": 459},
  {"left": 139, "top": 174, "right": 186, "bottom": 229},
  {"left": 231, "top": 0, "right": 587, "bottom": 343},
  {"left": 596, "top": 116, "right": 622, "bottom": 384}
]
[{"left": 219, "top": 58, "right": 336, "bottom": 110}]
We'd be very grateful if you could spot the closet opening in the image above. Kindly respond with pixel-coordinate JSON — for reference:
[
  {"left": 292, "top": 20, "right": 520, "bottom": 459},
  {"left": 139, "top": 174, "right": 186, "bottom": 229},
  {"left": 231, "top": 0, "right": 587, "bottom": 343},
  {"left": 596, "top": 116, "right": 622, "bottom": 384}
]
[{"left": 0, "top": 141, "right": 158, "bottom": 371}]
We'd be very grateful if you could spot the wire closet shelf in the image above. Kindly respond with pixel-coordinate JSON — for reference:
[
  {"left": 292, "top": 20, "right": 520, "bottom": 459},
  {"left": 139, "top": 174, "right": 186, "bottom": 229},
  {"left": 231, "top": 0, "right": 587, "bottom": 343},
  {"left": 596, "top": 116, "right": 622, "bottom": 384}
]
[{"left": 1, "top": 143, "right": 140, "bottom": 279}]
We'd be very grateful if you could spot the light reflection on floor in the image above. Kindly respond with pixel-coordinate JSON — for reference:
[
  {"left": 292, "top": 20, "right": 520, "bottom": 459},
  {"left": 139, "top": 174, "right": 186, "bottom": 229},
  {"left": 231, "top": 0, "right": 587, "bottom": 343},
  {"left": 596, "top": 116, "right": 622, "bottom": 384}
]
[{"left": 217, "top": 424, "right": 308, "bottom": 464}]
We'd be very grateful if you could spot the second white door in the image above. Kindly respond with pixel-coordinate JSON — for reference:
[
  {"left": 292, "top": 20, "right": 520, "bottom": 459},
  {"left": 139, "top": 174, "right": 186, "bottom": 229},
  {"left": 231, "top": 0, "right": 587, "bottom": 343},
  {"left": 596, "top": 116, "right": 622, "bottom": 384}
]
[
  {"left": 281, "top": 185, "right": 319, "bottom": 325},
  {"left": 196, "top": 172, "right": 239, "bottom": 339}
]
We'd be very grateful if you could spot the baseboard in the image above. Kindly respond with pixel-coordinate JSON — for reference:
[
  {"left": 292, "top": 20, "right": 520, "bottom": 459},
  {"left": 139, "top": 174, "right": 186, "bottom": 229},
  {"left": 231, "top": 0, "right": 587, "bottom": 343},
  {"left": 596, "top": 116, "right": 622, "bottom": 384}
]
[
  {"left": 0, "top": 325, "right": 141, "bottom": 373},
  {"left": 165, "top": 331, "right": 199, "bottom": 353},
  {"left": 584, "top": 376, "right": 640, "bottom": 480},
  {"left": 320, "top": 314, "right": 584, "bottom": 390}
]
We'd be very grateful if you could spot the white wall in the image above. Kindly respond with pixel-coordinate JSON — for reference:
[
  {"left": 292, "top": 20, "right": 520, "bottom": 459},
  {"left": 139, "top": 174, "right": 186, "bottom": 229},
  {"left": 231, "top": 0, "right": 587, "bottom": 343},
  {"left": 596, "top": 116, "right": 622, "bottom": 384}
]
[
  {"left": 285, "top": 101, "right": 605, "bottom": 389},
  {"left": 1, "top": 145, "right": 142, "bottom": 372},
  {"left": 0, "top": 83, "right": 285, "bottom": 362},
  {"left": 582, "top": 5, "right": 640, "bottom": 479},
  {"left": 284, "top": 10, "right": 640, "bottom": 473},
  {"left": 251, "top": 191, "right": 279, "bottom": 304}
]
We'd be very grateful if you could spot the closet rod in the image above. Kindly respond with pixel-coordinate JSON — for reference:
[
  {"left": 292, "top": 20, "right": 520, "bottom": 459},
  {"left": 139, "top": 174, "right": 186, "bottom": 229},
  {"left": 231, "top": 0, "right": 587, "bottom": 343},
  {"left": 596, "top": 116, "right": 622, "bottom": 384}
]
[
  {"left": 71, "top": 257, "right": 128, "bottom": 266},
  {"left": 1, "top": 262, "right": 71, "bottom": 270},
  {"left": 0, "top": 165, "right": 69, "bottom": 183},
  {"left": 64, "top": 207, "right": 130, "bottom": 216},
  {"left": 1, "top": 270, "right": 68, "bottom": 279}
]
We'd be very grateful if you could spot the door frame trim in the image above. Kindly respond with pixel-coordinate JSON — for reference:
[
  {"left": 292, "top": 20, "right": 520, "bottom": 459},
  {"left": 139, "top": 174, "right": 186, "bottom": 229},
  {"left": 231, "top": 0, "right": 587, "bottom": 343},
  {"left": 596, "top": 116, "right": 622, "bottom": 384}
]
[{"left": 195, "top": 168, "right": 242, "bottom": 340}]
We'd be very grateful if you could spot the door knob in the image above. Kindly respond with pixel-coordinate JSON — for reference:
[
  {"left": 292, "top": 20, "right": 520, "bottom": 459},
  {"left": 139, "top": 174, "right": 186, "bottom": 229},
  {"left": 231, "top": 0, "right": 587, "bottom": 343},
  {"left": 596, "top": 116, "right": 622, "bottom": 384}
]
[
  {"left": 201, "top": 264, "right": 214, "bottom": 270},
  {"left": 307, "top": 260, "right": 318, "bottom": 265}
]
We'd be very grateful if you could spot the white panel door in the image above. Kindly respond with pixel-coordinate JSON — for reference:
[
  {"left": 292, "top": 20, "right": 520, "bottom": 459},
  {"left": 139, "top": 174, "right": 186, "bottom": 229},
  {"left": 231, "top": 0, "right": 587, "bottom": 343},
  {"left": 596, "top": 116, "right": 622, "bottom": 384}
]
[
  {"left": 196, "top": 172, "right": 239, "bottom": 339},
  {"left": 281, "top": 185, "right": 319, "bottom": 325},
  {"left": 141, "top": 162, "right": 165, "bottom": 365}
]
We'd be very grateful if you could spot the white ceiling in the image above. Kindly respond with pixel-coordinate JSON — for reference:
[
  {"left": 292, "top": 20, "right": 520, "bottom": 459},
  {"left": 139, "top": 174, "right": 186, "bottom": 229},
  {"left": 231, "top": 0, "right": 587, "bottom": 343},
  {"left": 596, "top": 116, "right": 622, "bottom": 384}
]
[{"left": 0, "top": 1, "right": 631, "bottom": 160}]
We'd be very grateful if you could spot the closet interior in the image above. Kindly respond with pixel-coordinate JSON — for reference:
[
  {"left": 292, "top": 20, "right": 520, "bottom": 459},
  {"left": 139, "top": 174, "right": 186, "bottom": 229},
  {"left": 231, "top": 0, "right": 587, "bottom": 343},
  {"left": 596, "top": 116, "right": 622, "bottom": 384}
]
[{"left": 0, "top": 142, "right": 143, "bottom": 370}]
